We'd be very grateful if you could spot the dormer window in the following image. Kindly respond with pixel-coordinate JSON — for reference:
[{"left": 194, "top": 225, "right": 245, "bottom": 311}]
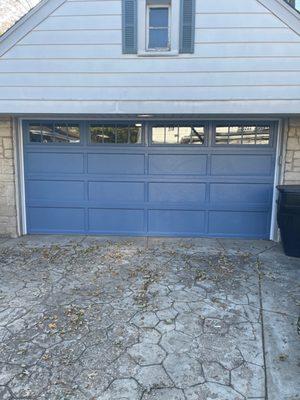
[
  {"left": 122, "top": 0, "right": 195, "bottom": 55},
  {"left": 147, "top": 6, "right": 170, "bottom": 51}
]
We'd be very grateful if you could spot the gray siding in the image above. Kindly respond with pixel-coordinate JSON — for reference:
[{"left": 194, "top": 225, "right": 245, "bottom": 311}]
[{"left": 0, "top": 0, "right": 299, "bottom": 114}]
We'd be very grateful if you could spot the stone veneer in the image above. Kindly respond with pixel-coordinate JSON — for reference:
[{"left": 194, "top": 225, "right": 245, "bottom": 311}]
[
  {"left": 284, "top": 118, "right": 300, "bottom": 184},
  {"left": 0, "top": 117, "right": 17, "bottom": 237}
]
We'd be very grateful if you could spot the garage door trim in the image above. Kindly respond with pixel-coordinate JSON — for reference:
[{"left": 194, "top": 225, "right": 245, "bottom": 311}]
[{"left": 21, "top": 119, "right": 279, "bottom": 238}]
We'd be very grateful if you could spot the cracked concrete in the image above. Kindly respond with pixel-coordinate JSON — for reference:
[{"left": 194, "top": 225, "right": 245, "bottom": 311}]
[{"left": 0, "top": 235, "right": 299, "bottom": 399}]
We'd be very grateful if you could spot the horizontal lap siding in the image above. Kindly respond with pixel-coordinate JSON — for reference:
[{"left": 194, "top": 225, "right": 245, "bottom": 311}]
[
  {"left": 1, "top": 58, "right": 300, "bottom": 73},
  {"left": 50, "top": 0, "right": 268, "bottom": 15},
  {"left": 5, "top": 43, "right": 300, "bottom": 58},
  {"left": 0, "top": 0, "right": 299, "bottom": 113},
  {"left": 51, "top": 0, "right": 122, "bottom": 15},
  {"left": 1, "top": 71, "right": 300, "bottom": 86},
  {"left": 18, "top": 28, "right": 300, "bottom": 45},
  {"left": 2, "top": 86, "right": 300, "bottom": 100},
  {"left": 24, "top": 14, "right": 286, "bottom": 31}
]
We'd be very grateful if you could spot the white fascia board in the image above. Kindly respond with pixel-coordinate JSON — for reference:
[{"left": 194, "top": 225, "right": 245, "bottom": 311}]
[
  {"left": 0, "top": 0, "right": 67, "bottom": 57},
  {"left": 1, "top": 100, "right": 300, "bottom": 115},
  {"left": 257, "top": 0, "right": 300, "bottom": 35}
]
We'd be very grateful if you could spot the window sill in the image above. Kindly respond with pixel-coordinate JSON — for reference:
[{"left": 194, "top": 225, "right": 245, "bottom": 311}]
[{"left": 137, "top": 50, "right": 179, "bottom": 57}]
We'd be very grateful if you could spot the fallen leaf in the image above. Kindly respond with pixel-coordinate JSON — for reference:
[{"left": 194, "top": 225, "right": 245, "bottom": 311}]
[{"left": 48, "top": 322, "right": 57, "bottom": 330}]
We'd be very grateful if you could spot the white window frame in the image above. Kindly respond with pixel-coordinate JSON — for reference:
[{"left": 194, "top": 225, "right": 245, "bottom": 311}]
[
  {"left": 138, "top": 0, "right": 180, "bottom": 56},
  {"left": 146, "top": 5, "right": 171, "bottom": 51}
]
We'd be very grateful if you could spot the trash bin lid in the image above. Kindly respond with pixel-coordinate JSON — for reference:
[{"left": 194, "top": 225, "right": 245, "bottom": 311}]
[{"left": 277, "top": 185, "right": 300, "bottom": 193}]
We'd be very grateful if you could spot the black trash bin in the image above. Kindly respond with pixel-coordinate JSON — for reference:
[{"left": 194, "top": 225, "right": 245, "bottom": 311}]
[{"left": 277, "top": 185, "right": 300, "bottom": 257}]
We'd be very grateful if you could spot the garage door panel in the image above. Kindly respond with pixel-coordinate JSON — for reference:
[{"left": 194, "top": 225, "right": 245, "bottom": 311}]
[
  {"left": 149, "top": 182, "right": 206, "bottom": 203},
  {"left": 149, "top": 154, "right": 207, "bottom": 175},
  {"left": 27, "top": 207, "right": 85, "bottom": 233},
  {"left": 88, "top": 153, "right": 145, "bottom": 175},
  {"left": 148, "top": 210, "right": 206, "bottom": 235},
  {"left": 26, "top": 152, "right": 84, "bottom": 174},
  {"left": 210, "top": 183, "right": 272, "bottom": 204},
  {"left": 27, "top": 180, "right": 85, "bottom": 201},
  {"left": 88, "top": 209, "right": 145, "bottom": 233},
  {"left": 211, "top": 154, "right": 273, "bottom": 176},
  {"left": 23, "top": 121, "right": 277, "bottom": 238},
  {"left": 88, "top": 181, "right": 145, "bottom": 202},
  {"left": 208, "top": 211, "right": 270, "bottom": 236},
  {"left": 208, "top": 202, "right": 270, "bottom": 212}
]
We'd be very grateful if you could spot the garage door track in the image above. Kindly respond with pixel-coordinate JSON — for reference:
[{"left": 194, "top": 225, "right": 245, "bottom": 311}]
[{"left": 0, "top": 236, "right": 299, "bottom": 399}]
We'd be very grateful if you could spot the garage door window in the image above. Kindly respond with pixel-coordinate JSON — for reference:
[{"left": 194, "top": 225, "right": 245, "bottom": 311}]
[
  {"left": 215, "top": 125, "right": 270, "bottom": 145},
  {"left": 29, "top": 122, "right": 80, "bottom": 144},
  {"left": 90, "top": 124, "right": 142, "bottom": 144},
  {"left": 151, "top": 126, "right": 205, "bottom": 145}
]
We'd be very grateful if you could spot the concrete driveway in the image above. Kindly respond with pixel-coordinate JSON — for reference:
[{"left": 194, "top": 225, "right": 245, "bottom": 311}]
[{"left": 0, "top": 236, "right": 299, "bottom": 400}]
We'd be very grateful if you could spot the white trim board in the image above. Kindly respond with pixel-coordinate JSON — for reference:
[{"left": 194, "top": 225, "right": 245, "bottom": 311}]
[
  {"left": 258, "top": 0, "right": 300, "bottom": 35},
  {"left": 270, "top": 118, "right": 284, "bottom": 241},
  {"left": 0, "top": 0, "right": 67, "bottom": 58},
  {"left": 17, "top": 119, "right": 27, "bottom": 235},
  {"left": 12, "top": 118, "right": 21, "bottom": 237}
]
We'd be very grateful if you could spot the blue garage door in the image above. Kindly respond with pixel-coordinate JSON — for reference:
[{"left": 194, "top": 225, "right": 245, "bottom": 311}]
[{"left": 23, "top": 120, "right": 277, "bottom": 238}]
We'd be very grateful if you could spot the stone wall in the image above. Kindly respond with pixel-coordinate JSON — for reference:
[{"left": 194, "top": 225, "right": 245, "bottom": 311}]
[
  {"left": 284, "top": 118, "right": 300, "bottom": 184},
  {"left": 0, "top": 117, "right": 17, "bottom": 237}
]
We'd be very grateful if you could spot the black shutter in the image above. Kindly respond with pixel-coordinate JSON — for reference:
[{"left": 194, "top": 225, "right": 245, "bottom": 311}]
[
  {"left": 122, "top": 0, "right": 137, "bottom": 54},
  {"left": 179, "top": 0, "right": 195, "bottom": 53}
]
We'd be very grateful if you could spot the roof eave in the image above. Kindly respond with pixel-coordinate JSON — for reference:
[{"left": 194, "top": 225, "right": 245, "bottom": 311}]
[
  {"left": 258, "top": 0, "right": 300, "bottom": 35},
  {"left": 0, "top": 0, "right": 66, "bottom": 57}
]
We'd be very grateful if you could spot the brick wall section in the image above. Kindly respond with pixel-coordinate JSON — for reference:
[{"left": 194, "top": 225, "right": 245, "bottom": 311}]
[
  {"left": 0, "top": 117, "right": 17, "bottom": 237},
  {"left": 284, "top": 118, "right": 300, "bottom": 184}
]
